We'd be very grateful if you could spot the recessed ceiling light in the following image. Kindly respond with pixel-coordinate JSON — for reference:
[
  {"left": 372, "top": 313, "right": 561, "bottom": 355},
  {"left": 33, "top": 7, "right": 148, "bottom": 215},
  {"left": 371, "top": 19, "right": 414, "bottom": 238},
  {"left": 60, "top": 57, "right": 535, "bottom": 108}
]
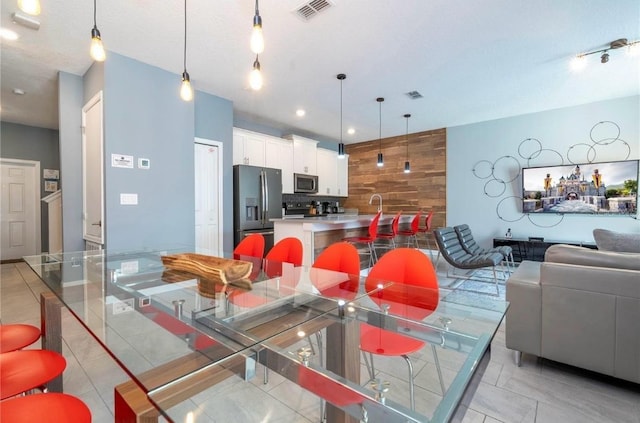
[
  {"left": 347, "top": 128, "right": 355, "bottom": 135},
  {"left": 0, "top": 28, "right": 19, "bottom": 41},
  {"left": 13, "top": 88, "right": 26, "bottom": 95},
  {"left": 296, "top": 109, "right": 306, "bottom": 117}
]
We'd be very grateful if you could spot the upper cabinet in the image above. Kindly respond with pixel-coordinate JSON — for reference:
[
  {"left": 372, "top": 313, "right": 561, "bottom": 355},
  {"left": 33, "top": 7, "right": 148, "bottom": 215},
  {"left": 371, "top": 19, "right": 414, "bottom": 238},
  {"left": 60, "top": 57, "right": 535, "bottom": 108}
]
[
  {"left": 265, "top": 138, "right": 294, "bottom": 194},
  {"left": 284, "top": 135, "right": 318, "bottom": 175},
  {"left": 316, "top": 148, "right": 349, "bottom": 197},
  {"left": 233, "top": 128, "right": 266, "bottom": 166}
]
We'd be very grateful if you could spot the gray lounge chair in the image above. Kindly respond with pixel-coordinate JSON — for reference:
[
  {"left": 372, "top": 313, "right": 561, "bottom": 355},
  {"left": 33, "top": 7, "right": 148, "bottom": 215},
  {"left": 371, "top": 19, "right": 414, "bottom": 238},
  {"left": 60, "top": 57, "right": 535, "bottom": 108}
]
[
  {"left": 454, "top": 224, "right": 514, "bottom": 273},
  {"left": 433, "top": 227, "right": 505, "bottom": 295}
]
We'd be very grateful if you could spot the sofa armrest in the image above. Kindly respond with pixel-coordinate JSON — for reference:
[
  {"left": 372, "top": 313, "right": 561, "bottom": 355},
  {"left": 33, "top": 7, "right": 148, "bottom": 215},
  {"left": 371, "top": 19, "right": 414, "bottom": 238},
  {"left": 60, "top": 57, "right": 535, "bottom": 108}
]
[{"left": 505, "top": 260, "right": 541, "bottom": 356}]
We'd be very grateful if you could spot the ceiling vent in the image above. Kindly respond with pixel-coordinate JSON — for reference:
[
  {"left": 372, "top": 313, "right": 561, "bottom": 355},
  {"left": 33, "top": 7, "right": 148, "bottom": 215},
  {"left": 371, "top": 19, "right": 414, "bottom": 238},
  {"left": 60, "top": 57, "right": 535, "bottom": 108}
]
[
  {"left": 406, "top": 91, "right": 423, "bottom": 100},
  {"left": 293, "top": 0, "right": 334, "bottom": 21}
]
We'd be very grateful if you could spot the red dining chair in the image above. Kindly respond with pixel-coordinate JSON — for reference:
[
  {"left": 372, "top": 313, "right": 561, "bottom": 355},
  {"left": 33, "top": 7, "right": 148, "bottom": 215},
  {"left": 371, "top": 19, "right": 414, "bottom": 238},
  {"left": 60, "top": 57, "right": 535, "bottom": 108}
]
[
  {"left": 233, "top": 233, "right": 265, "bottom": 280},
  {"left": 359, "top": 248, "right": 445, "bottom": 410},
  {"left": 0, "top": 324, "right": 41, "bottom": 353},
  {"left": 343, "top": 210, "right": 383, "bottom": 268},
  {"left": 397, "top": 211, "right": 422, "bottom": 248},
  {"left": 375, "top": 211, "right": 402, "bottom": 251},
  {"left": 0, "top": 350, "right": 67, "bottom": 399},
  {"left": 0, "top": 393, "right": 92, "bottom": 422},
  {"left": 416, "top": 210, "right": 434, "bottom": 251}
]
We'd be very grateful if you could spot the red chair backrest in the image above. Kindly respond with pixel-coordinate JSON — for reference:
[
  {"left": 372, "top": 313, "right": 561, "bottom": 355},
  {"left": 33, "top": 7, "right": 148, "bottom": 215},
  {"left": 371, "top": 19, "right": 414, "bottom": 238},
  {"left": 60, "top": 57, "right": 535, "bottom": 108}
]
[
  {"left": 410, "top": 211, "right": 422, "bottom": 233},
  {"left": 391, "top": 211, "right": 402, "bottom": 235},
  {"left": 265, "top": 237, "right": 303, "bottom": 280},
  {"left": 425, "top": 211, "right": 434, "bottom": 231},
  {"left": 310, "top": 242, "right": 360, "bottom": 300},
  {"left": 368, "top": 211, "right": 383, "bottom": 239},
  {"left": 364, "top": 248, "right": 439, "bottom": 320},
  {"left": 233, "top": 233, "right": 265, "bottom": 259}
]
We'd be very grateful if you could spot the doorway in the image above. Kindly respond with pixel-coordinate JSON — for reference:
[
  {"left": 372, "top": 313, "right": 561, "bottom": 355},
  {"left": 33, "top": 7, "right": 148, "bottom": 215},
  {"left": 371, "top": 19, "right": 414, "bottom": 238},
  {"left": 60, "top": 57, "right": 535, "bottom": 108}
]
[
  {"left": 82, "top": 91, "right": 104, "bottom": 247},
  {"left": 0, "top": 158, "right": 41, "bottom": 260},
  {"left": 194, "top": 139, "right": 223, "bottom": 255}
]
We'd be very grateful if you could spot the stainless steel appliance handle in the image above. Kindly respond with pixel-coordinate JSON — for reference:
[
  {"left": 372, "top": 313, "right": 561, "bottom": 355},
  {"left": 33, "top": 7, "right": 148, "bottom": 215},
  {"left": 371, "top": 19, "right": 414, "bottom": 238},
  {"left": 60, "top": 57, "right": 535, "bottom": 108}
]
[
  {"left": 264, "top": 171, "right": 270, "bottom": 221},
  {"left": 260, "top": 170, "right": 266, "bottom": 225}
]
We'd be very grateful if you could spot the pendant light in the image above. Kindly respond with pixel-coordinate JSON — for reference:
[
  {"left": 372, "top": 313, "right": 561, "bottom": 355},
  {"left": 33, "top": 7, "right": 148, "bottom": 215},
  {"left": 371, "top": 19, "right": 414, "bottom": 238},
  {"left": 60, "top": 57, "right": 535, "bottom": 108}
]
[
  {"left": 251, "top": 0, "right": 264, "bottom": 54},
  {"left": 376, "top": 97, "right": 384, "bottom": 167},
  {"left": 90, "top": 0, "right": 106, "bottom": 62},
  {"left": 180, "top": 0, "right": 193, "bottom": 102},
  {"left": 337, "top": 73, "right": 346, "bottom": 158},
  {"left": 250, "top": 54, "right": 263, "bottom": 90},
  {"left": 404, "top": 114, "right": 411, "bottom": 173},
  {"left": 17, "top": 0, "right": 40, "bottom": 16}
]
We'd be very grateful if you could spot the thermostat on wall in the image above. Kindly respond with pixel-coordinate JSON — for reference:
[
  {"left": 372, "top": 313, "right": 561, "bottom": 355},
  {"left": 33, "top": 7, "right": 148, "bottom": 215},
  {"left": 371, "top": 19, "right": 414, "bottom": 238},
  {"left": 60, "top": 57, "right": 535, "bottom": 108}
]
[{"left": 138, "top": 158, "right": 150, "bottom": 169}]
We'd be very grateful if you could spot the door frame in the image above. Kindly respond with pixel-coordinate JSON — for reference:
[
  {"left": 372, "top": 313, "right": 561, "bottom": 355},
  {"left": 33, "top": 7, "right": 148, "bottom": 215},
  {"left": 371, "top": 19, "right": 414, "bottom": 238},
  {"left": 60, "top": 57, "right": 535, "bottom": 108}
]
[
  {"left": 194, "top": 137, "right": 224, "bottom": 252},
  {"left": 0, "top": 158, "right": 41, "bottom": 257},
  {"left": 81, "top": 91, "right": 105, "bottom": 245}
]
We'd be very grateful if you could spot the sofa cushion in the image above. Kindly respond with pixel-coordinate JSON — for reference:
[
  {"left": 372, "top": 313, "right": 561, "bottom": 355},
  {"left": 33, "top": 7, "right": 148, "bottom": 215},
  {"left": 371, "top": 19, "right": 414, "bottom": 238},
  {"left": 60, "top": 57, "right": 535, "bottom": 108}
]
[
  {"left": 544, "top": 244, "right": 640, "bottom": 271},
  {"left": 593, "top": 229, "right": 640, "bottom": 253}
]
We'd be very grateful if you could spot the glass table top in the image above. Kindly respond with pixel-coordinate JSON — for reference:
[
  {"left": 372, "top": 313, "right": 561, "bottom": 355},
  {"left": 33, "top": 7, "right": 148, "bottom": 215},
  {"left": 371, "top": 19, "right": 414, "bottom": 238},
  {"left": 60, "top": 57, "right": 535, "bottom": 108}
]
[{"left": 25, "top": 247, "right": 508, "bottom": 422}]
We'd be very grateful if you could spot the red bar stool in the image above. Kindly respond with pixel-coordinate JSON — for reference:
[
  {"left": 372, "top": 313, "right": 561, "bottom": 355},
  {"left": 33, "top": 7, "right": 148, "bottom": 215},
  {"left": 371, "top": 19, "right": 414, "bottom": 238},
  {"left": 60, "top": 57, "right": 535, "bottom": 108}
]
[
  {"left": 416, "top": 210, "right": 434, "bottom": 250},
  {"left": 0, "top": 350, "right": 67, "bottom": 399},
  {"left": 0, "top": 393, "right": 92, "bottom": 422},
  {"left": 0, "top": 324, "right": 41, "bottom": 353},
  {"left": 343, "top": 210, "right": 382, "bottom": 268},
  {"left": 375, "top": 211, "right": 402, "bottom": 250},
  {"left": 397, "top": 211, "right": 422, "bottom": 248}
]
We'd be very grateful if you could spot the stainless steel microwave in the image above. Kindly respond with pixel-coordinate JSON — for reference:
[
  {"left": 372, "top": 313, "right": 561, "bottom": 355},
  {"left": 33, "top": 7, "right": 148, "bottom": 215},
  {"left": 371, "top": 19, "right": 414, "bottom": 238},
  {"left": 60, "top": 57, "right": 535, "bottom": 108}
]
[{"left": 293, "top": 173, "right": 318, "bottom": 193}]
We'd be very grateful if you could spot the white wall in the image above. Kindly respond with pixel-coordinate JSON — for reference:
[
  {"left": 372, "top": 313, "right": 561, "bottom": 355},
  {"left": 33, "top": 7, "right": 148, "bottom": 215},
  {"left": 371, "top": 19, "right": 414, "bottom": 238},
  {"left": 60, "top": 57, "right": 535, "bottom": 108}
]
[{"left": 447, "top": 95, "right": 639, "bottom": 247}]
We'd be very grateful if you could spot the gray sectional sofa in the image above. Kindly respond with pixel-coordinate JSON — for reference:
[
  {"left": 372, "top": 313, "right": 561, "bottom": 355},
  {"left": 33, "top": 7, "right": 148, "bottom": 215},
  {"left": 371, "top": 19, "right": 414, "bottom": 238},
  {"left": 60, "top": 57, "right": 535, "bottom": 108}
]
[{"left": 505, "top": 243, "right": 640, "bottom": 384}]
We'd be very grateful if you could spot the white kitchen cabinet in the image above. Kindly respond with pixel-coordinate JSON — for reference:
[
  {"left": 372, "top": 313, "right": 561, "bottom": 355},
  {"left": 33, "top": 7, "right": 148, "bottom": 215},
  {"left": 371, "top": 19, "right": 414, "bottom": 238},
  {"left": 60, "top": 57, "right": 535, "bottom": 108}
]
[
  {"left": 233, "top": 128, "right": 266, "bottom": 166},
  {"left": 284, "top": 135, "right": 318, "bottom": 175},
  {"left": 266, "top": 137, "right": 294, "bottom": 193},
  {"left": 336, "top": 153, "right": 349, "bottom": 197},
  {"left": 316, "top": 148, "right": 338, "bottom": 195}
]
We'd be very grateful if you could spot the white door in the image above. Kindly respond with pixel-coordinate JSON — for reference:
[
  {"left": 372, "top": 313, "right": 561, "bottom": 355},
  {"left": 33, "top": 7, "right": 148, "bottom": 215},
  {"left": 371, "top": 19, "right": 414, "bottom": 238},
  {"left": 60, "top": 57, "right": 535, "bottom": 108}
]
[
  {"left": 0, "top": 159, "right": 41, "bottom": 260},
  {"left": 195, "top": 140, "right": 223, "bottom": 255},
  {"left": 82, "top": 92, "right": 105, "bottom": 246}
]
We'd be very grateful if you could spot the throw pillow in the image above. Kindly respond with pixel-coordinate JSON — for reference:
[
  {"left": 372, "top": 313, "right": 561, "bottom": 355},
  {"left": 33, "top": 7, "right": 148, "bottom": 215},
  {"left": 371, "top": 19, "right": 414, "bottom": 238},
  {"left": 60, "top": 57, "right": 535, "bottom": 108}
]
[{"left": 593, "top": 229, "right": 640, "bottom": 253}]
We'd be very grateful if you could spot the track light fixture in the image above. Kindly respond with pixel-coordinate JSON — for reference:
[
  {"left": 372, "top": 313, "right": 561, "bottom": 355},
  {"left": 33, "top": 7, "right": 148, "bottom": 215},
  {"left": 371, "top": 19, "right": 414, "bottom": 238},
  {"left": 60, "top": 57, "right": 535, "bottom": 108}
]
[
  {"left": 404, "top": 114, "right": 411, "bottom": 174},
  {"left": 376, "top": 97, "right": 384, "bottom": 168},
  {"left": 251, "top": 0, "right": 264, "bottom": 54},
  {"left": 90, "top": 0, "right": 106, "bottom": 62},
  {"left": 180, "top": 0, "right": 193, "bottom": 101},
  {"left": 571, "top": 38, "right": 639, "bottom": 71},
  {"left": 337, "top": 73, "right": 346, "bottom": 159}
]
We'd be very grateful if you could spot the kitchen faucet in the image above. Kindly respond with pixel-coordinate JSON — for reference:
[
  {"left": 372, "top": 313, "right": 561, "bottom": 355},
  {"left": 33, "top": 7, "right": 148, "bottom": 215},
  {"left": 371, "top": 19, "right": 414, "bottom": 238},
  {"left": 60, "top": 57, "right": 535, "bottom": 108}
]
[{"left": 369, "top": 193, "right": 382, "bottom": 212}]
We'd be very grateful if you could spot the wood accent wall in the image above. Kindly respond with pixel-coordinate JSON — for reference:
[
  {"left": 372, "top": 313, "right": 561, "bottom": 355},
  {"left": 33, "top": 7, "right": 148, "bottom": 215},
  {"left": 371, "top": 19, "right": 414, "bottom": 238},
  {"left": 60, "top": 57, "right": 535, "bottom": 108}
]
[{"left": 343, "top": 128, "right": 447, "bottom": 242}]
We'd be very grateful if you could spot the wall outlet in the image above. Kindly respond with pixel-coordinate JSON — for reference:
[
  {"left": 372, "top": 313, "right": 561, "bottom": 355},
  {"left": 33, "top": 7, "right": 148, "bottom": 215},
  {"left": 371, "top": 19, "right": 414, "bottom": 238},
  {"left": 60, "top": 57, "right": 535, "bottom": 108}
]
[{"left": 113, "top": 298, "right": 134, "bottom": 315}]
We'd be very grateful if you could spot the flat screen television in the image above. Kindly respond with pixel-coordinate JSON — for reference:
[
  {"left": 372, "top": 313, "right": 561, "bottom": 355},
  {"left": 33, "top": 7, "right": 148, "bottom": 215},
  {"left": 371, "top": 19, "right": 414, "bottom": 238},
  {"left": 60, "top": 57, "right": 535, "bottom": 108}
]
[{"left": 521, "top": 159, "right": 639, "bottom": 215}]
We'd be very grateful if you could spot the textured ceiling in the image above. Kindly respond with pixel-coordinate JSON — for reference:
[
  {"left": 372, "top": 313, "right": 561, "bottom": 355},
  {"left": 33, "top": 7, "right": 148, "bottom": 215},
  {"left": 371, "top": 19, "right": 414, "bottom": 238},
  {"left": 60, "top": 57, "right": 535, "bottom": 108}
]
[{"left": 1, "top": 0, "right": 639, "bottom": 143}]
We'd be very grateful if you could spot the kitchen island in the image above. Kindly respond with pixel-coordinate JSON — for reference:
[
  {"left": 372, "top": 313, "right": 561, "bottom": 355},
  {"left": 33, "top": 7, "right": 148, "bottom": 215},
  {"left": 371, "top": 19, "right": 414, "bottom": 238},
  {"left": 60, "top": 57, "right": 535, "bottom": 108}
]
[{"left": 272, "top": 214, "right": 411, "bottom": 266}]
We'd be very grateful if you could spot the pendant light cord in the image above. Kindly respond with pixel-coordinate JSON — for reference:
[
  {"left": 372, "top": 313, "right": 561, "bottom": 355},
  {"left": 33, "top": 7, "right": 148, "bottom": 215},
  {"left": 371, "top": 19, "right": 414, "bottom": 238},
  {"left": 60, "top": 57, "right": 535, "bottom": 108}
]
[
  {"left": 379, "top": 101, "right": 382, "bottom": 153},
  {"left": 93, "top": 0, "right": 97, "bottom": 27},
  {"left": 255, "top": 0, "right": 259, "bottom": 15},
  {"left": 340, "top": 79, "right": 343, "bottom": 144},
  {"left": 406, "top": 116, "right": 409, "bottom": 158},
  {"left": 183, "top": 0, "right": 187, "bottom": 71}
]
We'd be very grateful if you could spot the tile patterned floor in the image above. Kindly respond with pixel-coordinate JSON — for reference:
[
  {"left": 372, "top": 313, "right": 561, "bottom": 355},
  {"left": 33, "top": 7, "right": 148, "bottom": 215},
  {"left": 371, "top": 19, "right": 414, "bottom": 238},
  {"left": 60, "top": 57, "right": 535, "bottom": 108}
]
[{"left": 1, "top": 257, "right": 639, "bottom": 423}]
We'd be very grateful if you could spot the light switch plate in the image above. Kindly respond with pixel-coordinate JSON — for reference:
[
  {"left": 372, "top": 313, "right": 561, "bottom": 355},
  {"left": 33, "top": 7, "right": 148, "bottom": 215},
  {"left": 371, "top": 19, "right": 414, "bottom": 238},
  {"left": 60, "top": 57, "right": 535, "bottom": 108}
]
[
  {"left": 138, "top": 158, "right": 150, "bottom": 169},
  {"left": 120, "top": 193, "right": 138, "bottom": 205},
  {"left": 113, "top": 298, "right": 134, "bottom": 314}
]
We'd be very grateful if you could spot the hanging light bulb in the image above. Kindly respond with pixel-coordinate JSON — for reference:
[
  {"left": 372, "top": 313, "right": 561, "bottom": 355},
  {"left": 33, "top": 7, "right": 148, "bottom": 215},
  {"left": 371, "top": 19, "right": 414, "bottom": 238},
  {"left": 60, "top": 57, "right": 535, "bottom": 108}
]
[
  {"left": 18, "top": 0, "right": 40, "bottom": 16},
  {"left": 179, "top": 0, "right": 193, "bottom": 101},
  {"left": 337, "top": 73, "right": 346, "bottom": 159},
  {"left": 250, "top": 55, "right": 263, "bottom": 90},
  {"left": 376, "top": 97, "right": 384, "bottom": 168},
  {"left": 251, "top": 0, "right": 264, "bottom": 54},
  {"left": 89, "top": 0, "right": 106, "bottom": 61},
  {"left": 404, "top": 113, "right": 411, "bottom": 174}
]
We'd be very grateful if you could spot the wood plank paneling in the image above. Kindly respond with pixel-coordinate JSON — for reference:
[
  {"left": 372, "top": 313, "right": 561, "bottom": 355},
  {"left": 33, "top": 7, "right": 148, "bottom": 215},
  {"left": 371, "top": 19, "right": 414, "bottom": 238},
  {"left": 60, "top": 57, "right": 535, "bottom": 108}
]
[{"left": 343, "top": 128, "right": 447, "bottom": 244}]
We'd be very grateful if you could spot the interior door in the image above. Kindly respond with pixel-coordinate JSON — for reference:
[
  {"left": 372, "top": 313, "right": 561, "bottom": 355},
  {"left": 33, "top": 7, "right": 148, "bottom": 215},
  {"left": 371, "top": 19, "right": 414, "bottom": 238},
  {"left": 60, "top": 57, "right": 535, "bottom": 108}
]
[
  {"left": 0, "top": 159, "right": 40, "bottom": 260},
  {"left": 82, "top": 92, "right": 104, "bottom": 246},
  {"left": 195, "top": 140, "right": 223, "bottom": 255}
]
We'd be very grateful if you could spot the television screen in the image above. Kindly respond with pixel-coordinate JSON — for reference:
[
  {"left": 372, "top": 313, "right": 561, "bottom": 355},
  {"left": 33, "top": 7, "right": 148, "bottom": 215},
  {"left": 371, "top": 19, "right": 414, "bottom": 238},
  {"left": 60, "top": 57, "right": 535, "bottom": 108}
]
[{"left": 522, "top": 160, "right": 639, "bottom": 214}]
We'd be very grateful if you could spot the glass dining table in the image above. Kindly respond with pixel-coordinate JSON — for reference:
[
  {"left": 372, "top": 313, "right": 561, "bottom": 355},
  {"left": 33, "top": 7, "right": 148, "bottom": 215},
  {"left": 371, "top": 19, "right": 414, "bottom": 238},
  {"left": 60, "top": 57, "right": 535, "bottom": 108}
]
[{"left": 24, "top": 246, "right": 508, "bottom": 423}]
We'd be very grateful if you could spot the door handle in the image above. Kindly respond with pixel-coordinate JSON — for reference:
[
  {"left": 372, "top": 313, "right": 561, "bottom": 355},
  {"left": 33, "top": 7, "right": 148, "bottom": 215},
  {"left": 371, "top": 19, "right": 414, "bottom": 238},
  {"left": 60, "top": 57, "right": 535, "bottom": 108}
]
[{"left": 91, "top": 220, "right": 102, "bottom": 227}]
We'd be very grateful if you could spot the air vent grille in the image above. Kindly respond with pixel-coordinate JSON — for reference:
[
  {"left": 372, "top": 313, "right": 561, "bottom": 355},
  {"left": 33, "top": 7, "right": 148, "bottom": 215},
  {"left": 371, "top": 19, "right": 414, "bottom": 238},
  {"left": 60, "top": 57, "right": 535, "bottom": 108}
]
[
  {"left": 293, "top": 0, "right": 334, "bottom": 21},
  {"left": 406, "top": 91, "right": 423, "bottom": 100}
]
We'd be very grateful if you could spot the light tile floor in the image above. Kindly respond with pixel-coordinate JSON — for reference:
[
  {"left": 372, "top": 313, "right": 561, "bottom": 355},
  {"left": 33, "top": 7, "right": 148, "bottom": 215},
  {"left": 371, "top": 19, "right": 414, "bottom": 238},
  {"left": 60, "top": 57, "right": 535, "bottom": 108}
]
[{"left": 1, "top": 258, "right": 639, "bottom": 423}]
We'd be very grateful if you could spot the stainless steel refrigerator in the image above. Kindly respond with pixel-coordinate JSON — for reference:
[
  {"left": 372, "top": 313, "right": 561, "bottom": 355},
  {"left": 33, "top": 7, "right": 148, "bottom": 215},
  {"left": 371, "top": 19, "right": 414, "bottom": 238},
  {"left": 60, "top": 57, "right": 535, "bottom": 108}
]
[{"left": 233, "top": 165, "right": 282, "bottom": 253}]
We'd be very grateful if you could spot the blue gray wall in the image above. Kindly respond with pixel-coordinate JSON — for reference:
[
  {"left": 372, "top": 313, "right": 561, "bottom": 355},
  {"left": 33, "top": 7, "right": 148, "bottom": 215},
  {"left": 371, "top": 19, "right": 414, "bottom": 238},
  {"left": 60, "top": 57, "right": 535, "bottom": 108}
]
[
  {"left": 195, "top": 91, "right": 234, "bottom": 252},
  {"left": 447, "top": 95, "right": 640, "bottom": 247},
  {"left": 103, "top": 53, "right": 195, "bottom": 251},
  {"left": 58, "top": 71, "right": 85, "bottom": 252},
  {"left": 0, "top": 122, "right": 60, "bottom": 251}
]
